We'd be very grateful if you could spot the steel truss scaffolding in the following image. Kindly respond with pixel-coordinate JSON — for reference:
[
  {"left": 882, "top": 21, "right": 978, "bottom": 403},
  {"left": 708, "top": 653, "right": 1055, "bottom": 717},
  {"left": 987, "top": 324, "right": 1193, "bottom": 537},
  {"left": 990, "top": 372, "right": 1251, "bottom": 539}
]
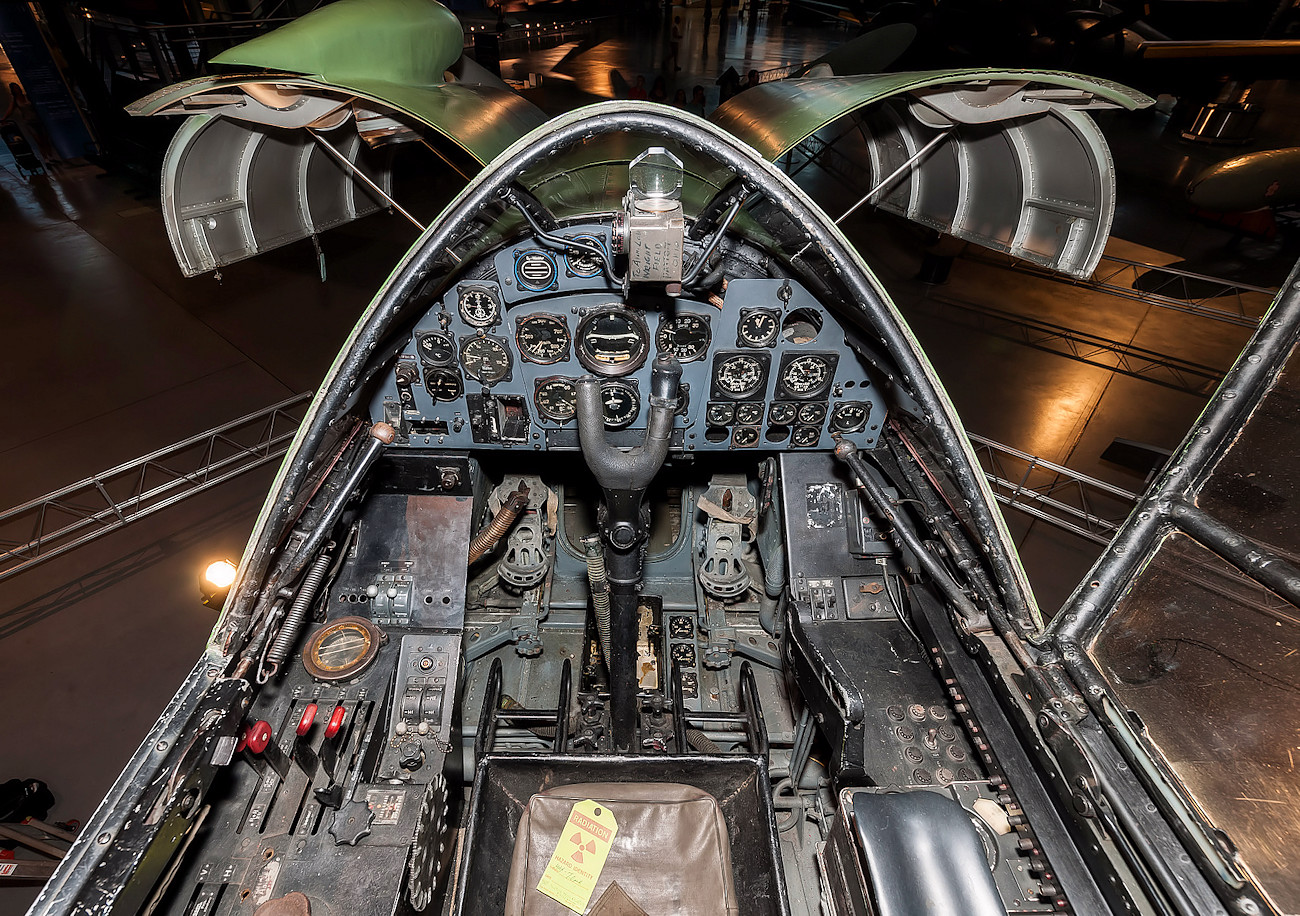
[{"left": 0, "top": 393, "right": 312, "bottom": 585}]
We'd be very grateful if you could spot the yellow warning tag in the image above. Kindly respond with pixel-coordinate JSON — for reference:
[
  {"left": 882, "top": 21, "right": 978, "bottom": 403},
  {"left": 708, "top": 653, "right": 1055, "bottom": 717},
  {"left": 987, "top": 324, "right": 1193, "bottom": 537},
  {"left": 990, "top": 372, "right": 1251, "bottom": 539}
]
[{"left": 536, "top": 799, "right": 619, "bottom": 913}]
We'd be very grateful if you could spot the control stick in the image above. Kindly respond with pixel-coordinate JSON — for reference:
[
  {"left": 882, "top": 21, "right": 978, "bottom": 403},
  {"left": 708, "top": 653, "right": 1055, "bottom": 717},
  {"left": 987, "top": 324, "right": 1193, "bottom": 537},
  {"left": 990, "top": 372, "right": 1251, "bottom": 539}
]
[{"left": 575, "top": 353, "right": 682, "bottom": 749}]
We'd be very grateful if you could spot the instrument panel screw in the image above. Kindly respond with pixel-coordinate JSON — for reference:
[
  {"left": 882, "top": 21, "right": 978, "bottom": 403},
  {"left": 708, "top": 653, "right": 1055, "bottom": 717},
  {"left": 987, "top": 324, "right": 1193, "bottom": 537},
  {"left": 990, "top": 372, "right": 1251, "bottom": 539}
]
[{"left": 97, "top": 833, "right": 112, "bottom": 845}]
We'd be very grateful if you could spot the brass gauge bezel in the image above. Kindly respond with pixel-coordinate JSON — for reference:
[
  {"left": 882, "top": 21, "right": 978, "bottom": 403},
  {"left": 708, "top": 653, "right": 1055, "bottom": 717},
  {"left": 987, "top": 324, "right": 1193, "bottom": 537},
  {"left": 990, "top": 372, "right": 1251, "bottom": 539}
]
[{"left": 302, "top": 616, "right": 385, "bottom": 682}]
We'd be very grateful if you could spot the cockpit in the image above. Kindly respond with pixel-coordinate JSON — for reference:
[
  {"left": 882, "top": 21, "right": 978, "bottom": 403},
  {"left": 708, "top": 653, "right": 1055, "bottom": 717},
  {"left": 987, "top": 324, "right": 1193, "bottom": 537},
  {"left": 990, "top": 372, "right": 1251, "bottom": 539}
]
[{"left": 34, "top": 101, "right": 1201, "bottom": 916}]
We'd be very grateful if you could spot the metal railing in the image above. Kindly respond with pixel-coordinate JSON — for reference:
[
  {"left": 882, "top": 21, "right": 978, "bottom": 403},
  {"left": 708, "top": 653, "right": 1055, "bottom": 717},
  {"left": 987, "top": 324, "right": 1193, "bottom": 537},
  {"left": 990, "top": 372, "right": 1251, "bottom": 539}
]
[
  {"left": 0, "top": 393, "right": 311, "bottom": 585},
  {"left": 913, "top": 295, "right": 1227, "bottom": 396},
  {"left": 967, "top": 433, "right": 1140, "bottom": 546},
  {"left": 970, "top": 250, "right": 1278, "bottom": 328}
]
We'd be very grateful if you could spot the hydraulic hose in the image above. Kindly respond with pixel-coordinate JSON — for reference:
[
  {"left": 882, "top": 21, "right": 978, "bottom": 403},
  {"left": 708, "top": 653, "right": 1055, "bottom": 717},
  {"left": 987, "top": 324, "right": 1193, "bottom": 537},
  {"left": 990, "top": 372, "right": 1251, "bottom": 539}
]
[
  {"left": 581, "top": 534, "right": 613, "bottom": 670},
  {"left": 264, "top": 548, "right": 333, "bottom": 676},
  {"left": 467, "top": 483, "right": 530, "bottom": 565}
]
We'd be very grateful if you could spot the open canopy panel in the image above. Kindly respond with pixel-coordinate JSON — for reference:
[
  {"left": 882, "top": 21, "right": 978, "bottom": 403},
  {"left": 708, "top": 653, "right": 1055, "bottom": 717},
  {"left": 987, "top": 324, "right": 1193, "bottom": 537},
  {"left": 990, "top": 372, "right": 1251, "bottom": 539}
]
[{"left": 710, "top": 71, "right": 1153, "bottom": 279}]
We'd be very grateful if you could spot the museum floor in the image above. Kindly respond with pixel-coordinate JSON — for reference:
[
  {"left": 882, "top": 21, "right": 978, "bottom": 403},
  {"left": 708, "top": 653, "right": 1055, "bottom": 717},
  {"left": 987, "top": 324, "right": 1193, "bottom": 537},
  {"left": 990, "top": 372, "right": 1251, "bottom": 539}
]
[{"left": 2, "top": 7, "right": 1298, "bottom": 912}]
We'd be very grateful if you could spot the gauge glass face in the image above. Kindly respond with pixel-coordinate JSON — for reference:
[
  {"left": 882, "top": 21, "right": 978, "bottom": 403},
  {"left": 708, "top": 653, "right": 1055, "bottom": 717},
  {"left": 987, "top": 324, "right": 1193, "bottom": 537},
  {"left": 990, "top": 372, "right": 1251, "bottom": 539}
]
[
  {"left": 732, "top": 427, "right": 760, "bottom": 447},
  {"left": 577, "top": 308, "right": 649, "bottom": 375},
  {"left": 516, "top": 250, "right": 558, "bottom": 291},
  {"left": 797, "top": 402, "right": 827, "bottom": 425},
  {"left": 768, "top": 402, "right": 797, "bottom": 426},
  {"left": 706, "top": 402, "right": 734, "bottom": 425},
  {"left": 738, "top": 310, "right": 780, "bottom": 347},
  {"left": 566, "top": 234, "right": 605, "bottom": 277},
  {"left": 415, "top": 330, "right": 455, "bottom": 366},
  {"left": 460, "top": 336, "right": 511, "bottom": 384},
  {"left": 601, "top": 381, "right": 639, "bottom": 429},
  {"left": 792, "top": 426, "right": 821, "bottom": 448},
  {"left": 516, "top": 314, "right": 570, "bottom": 364},
  {"left": 656, "top": 314, "right": 711, "bottom": 362},
  {"left": 830, "top": 401, "right": 869, "bottom": 433},
  {"left": 534, "top": 377, "right": 577, "bottom": 421},
  {"left": 715, "top": 354, "right": 765, "bottom": 398},
  {"left": 781, "top": 355, "right": 832, "bottom": 397},
  {"left": 734, "top": 402, "right": 763, "bottom": 426},
  {"left": 458, "top": 286, "right": 499, "bottom": 328},
  {"left": 303, "top": 616, "right": 381, "bottom": 681},
  {"left": 425, "top": 368, "right": 463, "bottom": 403}
]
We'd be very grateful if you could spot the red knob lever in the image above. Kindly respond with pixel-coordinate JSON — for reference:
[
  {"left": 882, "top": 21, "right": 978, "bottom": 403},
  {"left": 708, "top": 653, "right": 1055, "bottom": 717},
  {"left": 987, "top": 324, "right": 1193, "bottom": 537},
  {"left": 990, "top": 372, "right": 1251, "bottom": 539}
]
[
  {"left": 324, "top": 705, "right": 346, "bottom": 739},
  {"left": 245, "top": 720, "right": 273, "bottom": 755},
  {"left": 296, "top": 703, "right": 318, "bottom": 737}
]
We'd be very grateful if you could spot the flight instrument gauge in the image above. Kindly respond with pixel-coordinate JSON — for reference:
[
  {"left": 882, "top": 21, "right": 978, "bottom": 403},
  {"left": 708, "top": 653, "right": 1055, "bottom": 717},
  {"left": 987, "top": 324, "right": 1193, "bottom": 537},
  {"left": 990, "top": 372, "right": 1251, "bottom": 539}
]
[
  {"left": 600, "top": 380, "right": 640, "bottom": 429},
  {"left": 797, "top": 402, "right": 827, "bottom": 425},
  {"left": 656, "top": 314, "right": 712, "bottom": 362},
  {"left": 457, "top": 286, "right": 500, "bottom": 328},
  {"left": 780, "top": 355, "right": 833, "bottom": 398},
  {"left": 415, "top": 330, "right": 456, "bottom": 366},
  {"left": 738, "top": 309, "right": 781, "bottom": 348},
  {"left": 768, "top": 402, "right": 797, "bottom": 426},
  {"left": 732, "top": 427, "right": 760, "bottom": 448},
  {"left": 516, "top": 314, "right": 570, "bottom": 364},
  {"left": 460, "top": 336, "right": 512, "bottom": 384},
  {"left": 534, "top": 377, "right": 578, "bottom": 422},
  {"left": 576, "top": 307, "right": 650, "bottom": 376},
  {"left": 714, "top": 354, "right": 766, "bottom": 399},
  {"left": 829, "top": 401, "right": 869, "bottom": 433},
  {"left": 791, "top": 426, "right": 821, "bottom": 448},
  {"left": 425, "top": 368, "right": 463, "bottom": 403},
  {"left": 706, "top": 402, "right": 734, "bottom": 426},
  {"left": 303, "top": 616, "right": 385, "bottom": 682},
  {"left": 565, "top": 234, "right": 607, "bottom": 278},
  {"left": 734, "top": 402, "right": 763, "bottom": 426}
]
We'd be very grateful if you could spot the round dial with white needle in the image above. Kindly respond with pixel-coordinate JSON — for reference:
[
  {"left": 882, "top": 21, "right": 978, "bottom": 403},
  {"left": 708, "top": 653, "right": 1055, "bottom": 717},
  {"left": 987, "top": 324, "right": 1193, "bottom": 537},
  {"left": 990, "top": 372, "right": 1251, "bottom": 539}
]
[
  {"left": 576, "top": 307, "right": 650, "bottom": 376},
  {"left": 516, "top": 314, "right": 570, "bottom": 364},
  {"left": 830, "top": 401, "right": 869, "bottom": 433},
  {"left": 457, "top": 286, "right": 500, "bottom": 328},
  {"left": 460, "top": 336, "right": 512, "bottom": 384},
  {"left": 425, "top": 368, "right": 463, "bottom": 403},
  {"left": 415, "top": 330, "right": 455, "bottom": 366},
  {"left": 714, "top": 354, "right": 765, "bottom": 399},
  {"left": 738, "top": 309, "right": 780, "bottom": 347},
  {"left": 768, "top": 402, "right": 797, "bottom": 426},
  {"left": 780, "top": 355, "right": 832, "bottom": 398},
  {"left": 534, "top": 377, "right": 578, "bottom": 422},
  {"left": 656, "top": 314, "right": 711, "bottom": 362}
]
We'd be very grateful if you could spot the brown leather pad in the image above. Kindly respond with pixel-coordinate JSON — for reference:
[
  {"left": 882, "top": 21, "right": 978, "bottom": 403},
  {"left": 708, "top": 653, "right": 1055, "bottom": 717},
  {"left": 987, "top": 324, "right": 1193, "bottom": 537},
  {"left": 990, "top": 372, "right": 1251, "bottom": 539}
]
[{"left": 504, "top": 782, "right": 739, "bottom": 915}]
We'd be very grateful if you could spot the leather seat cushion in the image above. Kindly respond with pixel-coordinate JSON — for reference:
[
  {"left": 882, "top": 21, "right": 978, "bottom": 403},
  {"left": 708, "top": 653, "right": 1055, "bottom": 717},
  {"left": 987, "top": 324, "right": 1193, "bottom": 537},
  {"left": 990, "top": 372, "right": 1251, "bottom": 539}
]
[{"left": 504, "top": 781, "right": 739, "bottom": 916}]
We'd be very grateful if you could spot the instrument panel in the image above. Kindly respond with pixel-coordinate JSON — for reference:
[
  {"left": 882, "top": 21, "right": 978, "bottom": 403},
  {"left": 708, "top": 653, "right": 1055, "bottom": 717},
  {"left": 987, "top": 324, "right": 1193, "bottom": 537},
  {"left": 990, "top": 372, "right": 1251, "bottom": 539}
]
[{"left": 374, "top": 227, "right": 885, "bottom": 452}]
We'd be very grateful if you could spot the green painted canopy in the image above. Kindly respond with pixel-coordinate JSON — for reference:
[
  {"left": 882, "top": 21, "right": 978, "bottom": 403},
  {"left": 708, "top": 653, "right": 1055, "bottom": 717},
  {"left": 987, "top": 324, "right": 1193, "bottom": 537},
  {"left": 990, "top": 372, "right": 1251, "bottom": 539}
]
[
  {"left": 710, "top": 69, "right": 1153, "bottom": 160},
  {"left": 210, "top": 0, "right": 464, "bottom": 92}
]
